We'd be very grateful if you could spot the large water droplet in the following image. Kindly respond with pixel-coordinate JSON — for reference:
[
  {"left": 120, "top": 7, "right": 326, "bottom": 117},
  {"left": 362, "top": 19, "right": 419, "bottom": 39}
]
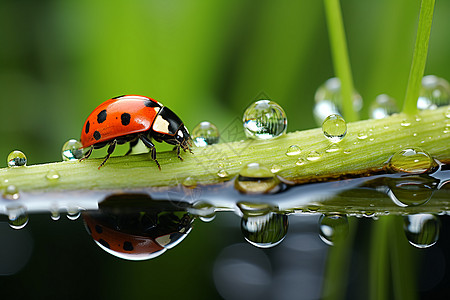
[
  {"left": 318, "top": 214, "right": 349, "bottom": 246},
  {"left": 3, "top": 185, "right": 20, "bottom": 200},
  {"left": 243, "top": 100, "right": 287, "bottom": 140},
  {"left": 404, "top": 214, "right": 440, "bottom": 248},
  {"left": 192, "top": 121, "right": 220, "bottom": 147},
  {"left": 388, "top": 148, "right": 436, "bottom": 174},
  {"left": 237, "top": 202, "right": 275, "bottom": 217},
  {"left": 7, "top": 150, "right": 27, "bottom": 167},
  {"left": 322, "top": 114, "right": 347, "bottom": 143},
  {"left": 241, "top": 212, "right": 288, "bottom": 248},
  {"left": 313, "top": 77, "right": 362, "bottom": 125},
  {"left": 235, "top": 163, "right": 280, "bottom": 194},
  {"left": 62, "top": 139, "right": 85, "bottom": 161},
  {"left": 418, "top": 75, "right": 450, "bottom": 110},
  {"left": 369, "top": 94, "right": 398, "bottom": 119},
  {"left": 7, "top": 205, "right": 29, "bottom": 229},
  {"left": 387, "top": 175, "right": 437, "bottom": 207}
]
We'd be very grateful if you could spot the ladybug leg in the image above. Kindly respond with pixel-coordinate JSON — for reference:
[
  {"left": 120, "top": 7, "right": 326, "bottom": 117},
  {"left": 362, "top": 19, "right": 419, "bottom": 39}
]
[
  {"left": 79, "top": 146, "right": 93, "bottom": 162},
  {"left": 139, "top": 135, "right": 161, "bottom": 170},
  {"left": 125, "top": 138, "right": 139, "bottom": 156},
  {"left": 98, "top": 139, "right": 117, "bottom": 169},
  {"left": 176, "top": 144, "right": 183, "bottom": 161}
]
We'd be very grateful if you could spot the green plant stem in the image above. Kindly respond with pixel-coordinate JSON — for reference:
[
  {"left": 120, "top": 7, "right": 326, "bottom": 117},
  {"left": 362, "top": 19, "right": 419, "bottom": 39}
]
[
  {"left": 0, "top": 106, "right": 448, "bottom": 193},
  {"left": 324, "top": 0, "right": 358, "bottom": 122},
  {"left": 403, "top": 0, "right": 435, "bottom": 114}
]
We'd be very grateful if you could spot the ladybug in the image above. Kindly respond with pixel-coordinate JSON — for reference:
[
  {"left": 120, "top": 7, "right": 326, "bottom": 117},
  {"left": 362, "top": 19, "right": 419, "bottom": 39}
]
[{"left": 80, "top": 95, "right": 192, "bottom": 169}]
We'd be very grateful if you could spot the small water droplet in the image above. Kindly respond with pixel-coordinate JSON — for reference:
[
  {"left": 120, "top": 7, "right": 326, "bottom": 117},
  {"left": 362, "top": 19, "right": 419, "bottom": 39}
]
[
  {"left": 51, "top": 211, "right": 61, "bottom": 221},
  {"left": 388, "top": 147, "right": 436, "bottom": 174},
  {"left": 217, "top": 169, "right": 229, "bottom": 178},
  {"left": 318, "top": 214, "right": 349, "bottom": 246},
  {"left": 45, "top": 170, "right": 60, "bottom": 181},
  {"left": 243, "top": 100, "right": 287, "bottom": 140},
  {"left": 192, "top": 121, "right": 220, "bottom": 147},
  {"left": 241, "top": 212, "right": 288, "bottom": 248},
  {"left": 7, "top": 205, "right": 29, "bottom": 229},
  {"left": 357, "top": 131, "right": 368, "bottom": 140},
  {"left": 190, "top": 201, "right": 216, "bottom": 222},
  {"left": 3, "top": 185, "right": 19, "bottom": 200},
  {"left": 306, "top": 150, "right": 321, "bottom": 161},
  {"left": 387, "top": 175, "right": 436, "bottom": 207},
  {"left": 7, "top": 150, "right": 27, "bottom": 167},
  {"left": 322, "top": 114, "right": 347, "bottom": 143},
  {"left": 182, "top": 176, "right": 197, "bottom": 188},
  {"left": 444, "top": 127, "right": 450, "bottom": 134},
  {"left": 415, "top": 116, "right": 422, "bottom": 122},
  {"left": 445, "top": 108, "right": 450, "bottom": 118},
  {"left": 270, "top": 164, "right": 281, "bottom": 173},
  {"left": 369, "top": 94, "right": 398, "bottom": 119},
  {"left": 295, "top": 158, "right": 305, "bottom": 166},
  {"left": 313, "top": 77, "right": 362, "bottom": 125},
  {"left": 404, "top": 214, "right": 440, "bottom": 248},
  {"left": 325, "top": 143, "right": 341, "bottom": 153},
  {"left": 401, "top": 119, "right": 411, "bottom": 127},
  {"left": 418, "top": 75, "right": 450, "bottom": 110},
  {"left": 235, "top": 163, "right": 280, "bottom": 194},
  {"left": 285, "top": 145, "right": 301, "bottom": 156},
  {"left": 343, "top": 149, "right": 352, "bottom": 154},
  {"left": 237, "top": 202, "right": 275, "bottom": 217},
  {"left": 62, "top": 139, "right": 85, "bottom": 161},
  {"left": 67, "top": 208, "right": 81, "bottom": 220}
]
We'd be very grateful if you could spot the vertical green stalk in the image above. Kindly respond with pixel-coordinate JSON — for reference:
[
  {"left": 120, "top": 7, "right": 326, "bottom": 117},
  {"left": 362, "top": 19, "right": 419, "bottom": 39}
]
[
  {"left": 324, "top": 0, "right": 358, "bottom": 122},
  {"left": 403, "top": 0, "right": 435, "bottom": 114}
]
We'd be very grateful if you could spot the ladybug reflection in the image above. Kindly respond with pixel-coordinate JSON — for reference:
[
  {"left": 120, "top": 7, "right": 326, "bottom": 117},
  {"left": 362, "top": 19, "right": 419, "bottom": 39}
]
[{"left": 83, "top": 193, "right": 194, "bottom": 260}]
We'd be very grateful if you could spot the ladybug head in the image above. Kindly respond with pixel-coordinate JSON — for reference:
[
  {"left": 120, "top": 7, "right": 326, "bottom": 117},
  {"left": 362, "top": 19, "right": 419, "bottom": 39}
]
[{"left": 176, "top": 125, "right": 193, "bottom": 152}]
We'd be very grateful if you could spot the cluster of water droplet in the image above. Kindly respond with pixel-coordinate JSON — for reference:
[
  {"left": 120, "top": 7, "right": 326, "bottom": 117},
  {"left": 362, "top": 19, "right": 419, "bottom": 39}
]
[
  {"left": 192, "top": 121, "right": 220, "bottom": 147},
  {"left": 243, "top": 100, "right": 287, "bottom": 140},
  {"left": 313, "top": 77, "right": 362, "bottom": 125},
  {"left": 418, "top": 75, "right": 450, "bottom": 110}
]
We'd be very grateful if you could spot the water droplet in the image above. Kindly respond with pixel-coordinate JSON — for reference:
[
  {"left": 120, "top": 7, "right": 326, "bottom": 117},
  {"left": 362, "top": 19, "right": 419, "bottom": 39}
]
[
  {"left": 306, "top": 150, "right": 322, "bottom": 161},
  {"left": 285, "top": 145, "right": 301, "bottom": 156},
  {"left": 192, "top": 121, "right": 220, "bottom": 147},
  {"left": 51, "top": 211, "right": 61, "bottom": 221},
  {"left": 7, "top": 150, "right": 27, "bottom": 167},
  {"left": 343, "top": 149, "right": 352, "bottom": 154},
  {"left": 237, "top": 202, "right": 275, "bottom": 217},
  {"left": 313, "top": 77, "right": 362, "bottom": 125},
  {"left": 445, "top": 108, "right": 450, "bottom": 118},
  {"left": 243, "top": 100, "right": 287, "bottom": 140},
  {"left": 318, "top": 214, "right": 349, "bottom": 246},
  {"left": 182, "top": 176, "right": 197, "bottom": 188},
  {"left": 7, "top": 205, "right": 29, "bottom": 229},
  {"left": 295, "top": 158, "right": 305, "bottom": 166},
  {"left": 418, "top": 75, "right": 450, "bottom": 110},
  {"left": 357, "top": 131, "right": 368, "bottom": 140},
  {"left": 404, "top": 214, "right": 440, "bottom": 248},
  {"left": 369, "top": 94, "right": 398, "bottom": 119},
  {"left": 325, "top": 143, "right": 341, "bottom": 153},
  {"left": 241, "top": 212, "right": 288, "bottom": 248},
  {"left": 388, "top": 147, "right": 436, "bottom": 174},
  {"left": 401, "top": 119, "right": 411, "bottom": 127},
  {"left": 387, "top": 175, "right": 437, "bottom": 207},
  {"left": 67, "top": 208, "right": 81, "bottom": 220},
  {"left": 45, "top": 170, "right": 60, "bottom": 181},
  {"left": 235, "top": 163, "right": 280, "bottom": 194},
  {"left": 270, "top": 164, "right": 281, "bottom": 173},
  {"left": 322, "top": 114, "right": 347, "bottom": 143},
  {"left": 190, "top": 201, "right": 216, "bottom": 222},
  {"left": 217, "top": 169, "right": 229, "bottom": 178},
  {"left": 62, "top": 139, "right": 85, "bottom": 161},
  {"left": 3, "top": 185, "right": 19, "bottom": 200}
]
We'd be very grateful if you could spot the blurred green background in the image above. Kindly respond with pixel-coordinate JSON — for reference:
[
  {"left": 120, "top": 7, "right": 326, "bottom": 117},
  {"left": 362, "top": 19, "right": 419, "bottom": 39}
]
[{"left": 1, "top": 0, "right": 450, "bottom": 299}]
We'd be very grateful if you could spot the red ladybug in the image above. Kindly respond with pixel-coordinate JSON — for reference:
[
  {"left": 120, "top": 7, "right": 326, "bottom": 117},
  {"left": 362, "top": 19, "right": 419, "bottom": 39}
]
[{"left": 80, "top": 95, "right": 192, "bottom": 169}]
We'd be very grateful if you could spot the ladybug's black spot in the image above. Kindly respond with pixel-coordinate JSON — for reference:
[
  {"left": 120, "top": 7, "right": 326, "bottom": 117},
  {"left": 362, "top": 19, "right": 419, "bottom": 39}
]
[
  {"left": 144, "top": 99, "right": 159, "bottom": 108},
  {"left": 121, "top": 113, "right": 131, "bottom": 126},
  {"left": 98, "top": 239, "right": 110, "bottom": 249},
  {"left": 95, "top": 224, "right": 103, "bottom": 234},
  {"left": 123, "top": 241, "right": 134, "bottom": 251},
  {"left": 97, "top": 109, "right": 107, "bottom": 123},
  {"left": 85, "top": 121, "right": 90, "bottom": 134},
  {"left": 93, "top": 131, "right": 101, "bottom": 141}
]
